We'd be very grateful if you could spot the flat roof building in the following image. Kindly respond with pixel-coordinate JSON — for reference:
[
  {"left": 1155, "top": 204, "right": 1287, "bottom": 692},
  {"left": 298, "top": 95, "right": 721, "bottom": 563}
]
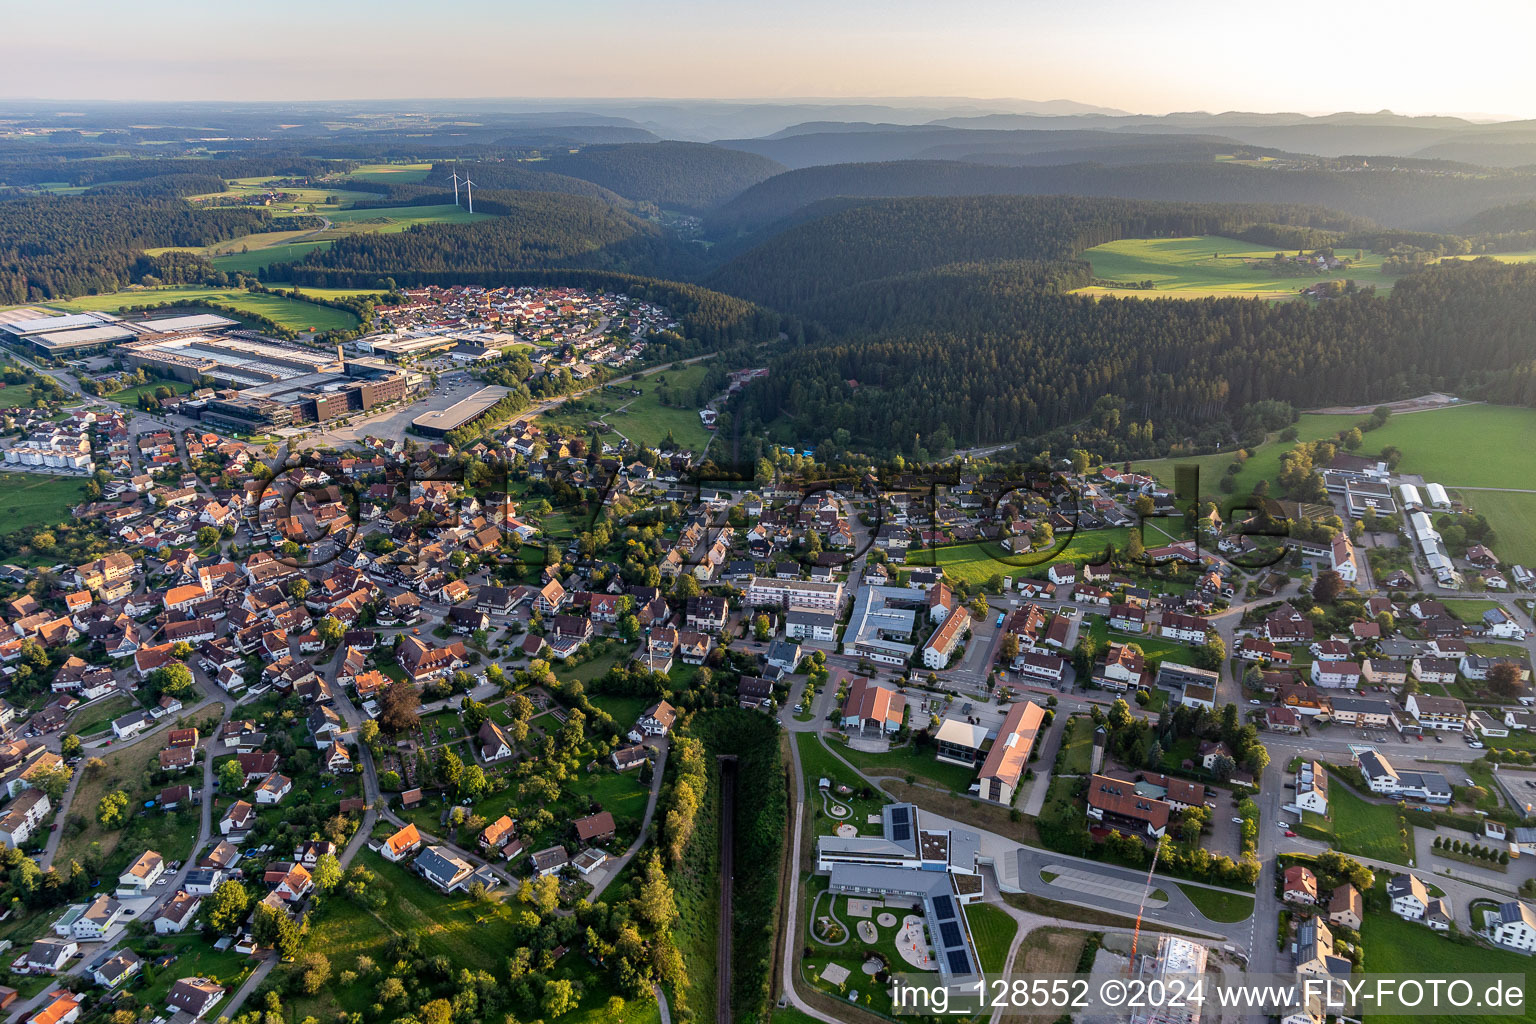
[{"left": 411, "top": 386, "right": 510, "bottom": 437}]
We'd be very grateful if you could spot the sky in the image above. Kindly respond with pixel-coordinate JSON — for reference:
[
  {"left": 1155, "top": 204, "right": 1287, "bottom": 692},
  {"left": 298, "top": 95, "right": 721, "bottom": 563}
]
[{"left": 7, "top": 0, "right": 1536, "bottom": 119}]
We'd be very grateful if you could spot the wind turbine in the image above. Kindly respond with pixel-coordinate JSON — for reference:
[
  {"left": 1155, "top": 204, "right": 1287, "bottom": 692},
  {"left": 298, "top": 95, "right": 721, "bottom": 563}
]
[
  {"left": 449, "top": 170, "right": 462, "bottom": 208},
  {"left": 464, "top": 177, "right": 476, "bottom": 214}
]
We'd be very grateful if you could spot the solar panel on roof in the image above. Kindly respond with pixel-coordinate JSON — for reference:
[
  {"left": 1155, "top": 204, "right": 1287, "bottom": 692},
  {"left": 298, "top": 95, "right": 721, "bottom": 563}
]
[
  {"left": 946, "top": 950, "right": 971, "bottom": 974},
  {"left": 891, "top": 806, "right": 909, "bottom": 825},
  {"left": 939, "top": 921, "right": 963, "bottom": 947},
  {"left": 933, "top": 894, "right": 954, "bottom": 919},
  {"left": 891, "top": 823, "right": 911, "bottom": 843}
]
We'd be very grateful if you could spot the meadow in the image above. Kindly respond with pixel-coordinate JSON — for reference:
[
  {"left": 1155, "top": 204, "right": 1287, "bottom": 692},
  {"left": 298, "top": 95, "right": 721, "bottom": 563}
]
[
  {"left": 1140, "top": 403, "right": 1536, "bottom": 501},
  {"left": 1458, "top": 490, "right": 1536, "bottom": 567},
  {"left": 1362, "top": 905, "right": 1536, "bottom": 1024},
  {"left": 51, "top": 286, "right": 359, "bottom": 332},
  {"left": 1076, "top": 236, "right": 1536, "bottom": 303},
  {"left": 907, "top": 528, "right": 1133, "bottom": 585},
  {"left": 1074, "top": 236, "right": 1398, "bottom": 300},
  {"left": 339, "top": 162, "right": 433, "bottom": 183},
  {"left": 0, "top": 472, "right": 90, "bottom": 534},
  {"left": 540, "top": 363, "right": 715, "bottom": 451}
]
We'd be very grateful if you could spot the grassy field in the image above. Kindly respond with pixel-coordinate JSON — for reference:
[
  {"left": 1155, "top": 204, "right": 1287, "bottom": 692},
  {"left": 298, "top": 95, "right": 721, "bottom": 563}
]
[
  {"left": 1457, "top": 489, "right": 1536, "bottom": 568},
  {"left": 540, "top": 363, "right": 715, "bottom": 452},
  {"left": 0, "top": 472, "right": 88, "bottom": 534},
  {"left": 340, "top": 162, "right": 433, "bottom": 184},
  {"left": 1174, "top": 882, "right": 1254, "bottom": 923},
  {"left": 908, "top": 528, "right": 1133, "bottom": 586},
  {"left": 51, "top": 286, "right": 358, "bottom": 332},
  {"left": 67, "top": 694, "right": 139, "bottom": 737},
  {"left": 1323, "top": 775, "right": 1413, "bottom": 863},
  {"left": 1087, "top": 616, "right": 1199, "bottom": 666},
  {"left": 187, "top": 178, "right": 381, "bottom": 212},
  {"left": 966, "top": 902, "right": 1018, "bottom": 973},
  {"left": 1075, "top": 236, "right": 1399, "bottom": 300},
  {"left": 1362, "top": 906, "right": 1536, "bottom": 1024},
  {"left": 825, "top": 734, "right": 980, "bottom": 793},
  {"left": 110, "top": 378, "right": 196, "bottom": 406},
  {"left": 1443, "top": 599, "right": 1503, "bottom": 622},
  {"left": 1141, "top": 403, "right": 1536, "bottom": 502}
]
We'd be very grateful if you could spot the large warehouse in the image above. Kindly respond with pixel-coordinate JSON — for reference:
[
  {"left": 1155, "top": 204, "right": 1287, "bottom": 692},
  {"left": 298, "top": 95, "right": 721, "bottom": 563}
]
[
  {"left": 0, "top": 310, "right": 243, "bottom": 356},
  {"left": 198, "top": 358, "right": 411, "bottom": 432},
  {"left": 411, "top": 386, "right": 510, "bottom": 438},
  {"left": 119, "top": 334, "right": 342, "bottom": 387}
]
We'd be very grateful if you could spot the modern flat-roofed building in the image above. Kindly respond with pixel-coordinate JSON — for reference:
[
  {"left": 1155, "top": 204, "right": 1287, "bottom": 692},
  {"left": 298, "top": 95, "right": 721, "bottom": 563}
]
[{"left": 411, "top": 386, "right": 511, "bottom": 438}]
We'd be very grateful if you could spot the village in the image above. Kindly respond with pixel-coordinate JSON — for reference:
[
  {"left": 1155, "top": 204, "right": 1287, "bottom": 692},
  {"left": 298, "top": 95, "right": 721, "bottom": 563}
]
[{"left": 0, "top": 310, "right": 1533, "bottom": 1024}]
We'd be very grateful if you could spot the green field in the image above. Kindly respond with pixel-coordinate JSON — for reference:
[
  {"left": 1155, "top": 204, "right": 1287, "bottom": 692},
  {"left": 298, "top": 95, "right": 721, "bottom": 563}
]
[
  {"left": 1141, "top": 403, "right": 1536, "bottom": 505},
  {"left": 51, "top": 286, "right": 358, "bottom": 332},
  {"left": 908, "top": 528, "right": 1133, "bottom": 586},
  {"left": 1442, "top": 599, "right": 1503, "bottom": 622},
  {"left": 341, "top": 162, "right": 433, "bottom": 184},
  {"left": 1174, "top": 882, "right": 1254, "bottom": 923},
  {"left": 826, "top": 734, "right": 980, "bottom": 793},
  {"left": 1457, "top": 489, "right": 1536, "bottom": 568},
  {"left": 1076, "top": 236, "right": 1400, "bottom": 300},
  {"left": 0, "top": 472, "right": 89, "bottom": 534},
  {"left": 1362, "top": 906, "right": 1536, "bottom": 1024},
  {"left": 540, "top": 363, "right": 715, "bottom": 451},
  {"left": 110, "top": 378, "right": 196, "bottom": 406},
  {"left": 965, "top": 902, "right": 1018, "bottom": 973},
  {"left": 1322, "top": 775, "right": 1413, "bottom": 863}
]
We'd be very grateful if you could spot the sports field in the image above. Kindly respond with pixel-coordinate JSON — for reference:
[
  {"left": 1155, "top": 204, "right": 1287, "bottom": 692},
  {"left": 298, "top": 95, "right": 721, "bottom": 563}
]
[
  {"left": 1075, "top": 236, "right": 1398, "bottom": 300},
  {"left": 51, "top": 286, "right": 358, "bottom": 332}
]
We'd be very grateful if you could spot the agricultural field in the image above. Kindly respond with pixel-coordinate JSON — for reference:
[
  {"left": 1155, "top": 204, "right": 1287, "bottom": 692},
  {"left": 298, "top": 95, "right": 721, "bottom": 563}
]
[
  {"left": 187, "top": 177, "right": 382, "bottom": 212},
  {"left": 338, "top": 161, "right": 433, "bottom": 183},
  {"left": 1456, "top": 490, "right": 1536, "bottom": 568},
  {"left": 1074, "top": 236, "right": 1399, "bottom": 300},
  {"left": 50, "top": 286, "right": 359, "bottom": 332},
  {"left": 1140, "top": 403, "right": 1536, "bottom": 502},
  {"left": 0, "top": 471, "right": 90, "bottom": 535}
]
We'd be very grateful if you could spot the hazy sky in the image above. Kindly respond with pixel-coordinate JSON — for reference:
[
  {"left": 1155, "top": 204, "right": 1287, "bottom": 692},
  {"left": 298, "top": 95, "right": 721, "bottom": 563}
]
[{"left": 7, "top": 0, "right": 1535, "bottom": 118}]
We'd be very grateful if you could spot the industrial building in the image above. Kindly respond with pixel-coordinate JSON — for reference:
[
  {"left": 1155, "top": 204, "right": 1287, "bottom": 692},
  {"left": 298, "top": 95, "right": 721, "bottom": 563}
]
[
  {"left": 410, "top": 386, "right": 510, "bottom": 438},
  {"left": 197, "top": 358, "right": 411, "bottom": 433},
  {"left": 119, "top": 333, "right": 341, "bottom": 387},
  {"left": 0, "top": 310, "right": 243, "bottom": 356}
]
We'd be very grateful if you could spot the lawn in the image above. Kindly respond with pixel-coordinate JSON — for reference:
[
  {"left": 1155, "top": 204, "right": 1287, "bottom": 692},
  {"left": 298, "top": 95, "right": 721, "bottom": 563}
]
[
  {"left": 0, "top": 471, "right": 88, "bottom": 534},
  {"left": 1057, "top": 716, "right": 1095, "bottom": 775},
  {"left": 1074, "top": 235, "right": 1400, "bottom": 301},
  {"left": 1442, "top": 599, "right": 1503, "bottom": 623},
  {"left": 1458, "top": 489, "right": 1536, "bottom": 568},
  {"left": 965, "top": 901, "right": 1018, "bottom": 973},
  {"left": 795, "top": 732, "right": 890, "bottom": 837},
  {"left": 126, "top": 931, "right": 254, "bottom": 1012},
  {"left": 1361, "top": 906, "right": 1536, "bottom": 1024},
  {"left": 826, "top": 734, "right": 981, "bottom": 793},
  {"left": 586, "top": 693, "right": 649, "bottom": 728},
  {"left": 51, "top": 287, "right": 358, "bottom": 332},
  {"left": 908, "top": 528, "right": 1134, "bottom": 586},
  {"left": 1087, "top": 616, "right": 1199, "bottom": 666},
  {"left": 67, "top": 693, "right": 140, "bottom": 737},
  {"left": 1174, "top": 882, "right": 1254, "bottom": 923},
  {"left": 110, "top": 378, "right": 196, "bottom": 406},
  {"left": 1321, "top": 774, "right": 1414, "bottom": 864}
]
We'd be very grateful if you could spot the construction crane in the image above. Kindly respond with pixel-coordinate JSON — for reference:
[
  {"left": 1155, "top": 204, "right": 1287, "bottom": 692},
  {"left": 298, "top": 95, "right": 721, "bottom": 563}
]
[{"left": 1128, "top": 838, "right": 1163, "bottom": 972}]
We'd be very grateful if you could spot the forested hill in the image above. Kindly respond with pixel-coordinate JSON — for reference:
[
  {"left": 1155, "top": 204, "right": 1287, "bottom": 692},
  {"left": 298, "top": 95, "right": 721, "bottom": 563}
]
[
  {"left": 730, "top": 259, "right": 1536, "bottom": 459},
  {"left": 536, "top": 142, "right": 787, "bottom": 212},
  {"left": 267, "top": 190, "right": 687, "bottom": 287},
  {"left": 343, "top": 162, "right": 632, "bottom": 209},
  {"left": 0, "top": 194, "right": 271, "bottom": 303},
  {"left": 705, "top": 194, "right": 1361, "bottom": 315},
  {"left": 710, "top": 158, "right": 1536, "bottom": 234}
]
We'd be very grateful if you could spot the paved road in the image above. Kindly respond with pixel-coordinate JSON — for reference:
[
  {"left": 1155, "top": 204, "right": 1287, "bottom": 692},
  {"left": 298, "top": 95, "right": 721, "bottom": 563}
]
[{"left": 587, "top": 740, "right": 669, "bottom": 903}]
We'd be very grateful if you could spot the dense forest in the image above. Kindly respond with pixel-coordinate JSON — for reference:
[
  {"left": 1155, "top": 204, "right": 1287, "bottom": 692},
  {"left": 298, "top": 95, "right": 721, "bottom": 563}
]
[
  {"left": 0, "top": 194, "right": 271, "bottom": 303},
  {"left": 0, "top": 153, "right": 341, "bottom": 188},
  {"left": 706, "top": 194, "right": 1362, "bottom": 314},
  {"left": 732, "top": 259, "right": 1536, "bottom": 458},
  {"left": 708, "top": 157, "right": 1536, "bottom": 234},
  {"left": 536, "top": 141, "right": 786, "bottom": 212},
  {"left": 269, "top": 190, "right": 678, "bottom": 283}
]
